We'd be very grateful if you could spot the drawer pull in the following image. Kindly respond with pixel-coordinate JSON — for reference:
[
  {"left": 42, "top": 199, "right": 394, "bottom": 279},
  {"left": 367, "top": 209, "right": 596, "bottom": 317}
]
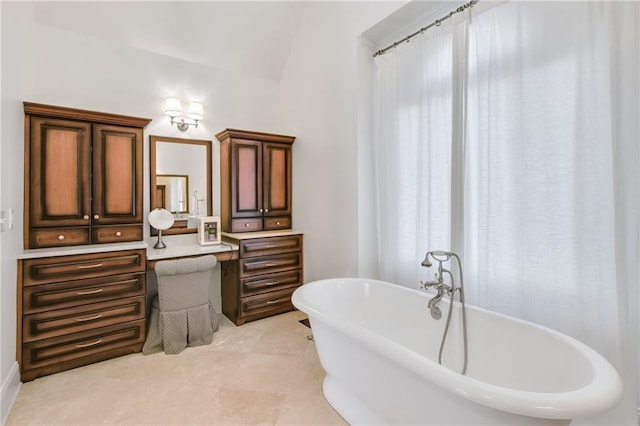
[
  {"left": 244, "top": 223, "right": 250, "bottom": 228},
  {"left": 264, "top": 281, "right": 280, "bottom": 286},
  {"left": 115, "top": 231, "right": 122, "bottom": 237},
  {"left": 76, "top": 288, "right": 104, "bottom": 295},
  {"left": 76, "top": 314, "right": 103, "bottom": 322},
  {"left": 76, "top": 263, "right": 104, "bottom": 270},
  {"left": 58, "top": 235, "right": 65, "bottom": 241},
  {"left": 75, "top": 339, "right": 102, "bottom": 348},
  {"left": 276, "top": 221, "right": 281, "bottom": 226},
  {"left": 266, "top": 299, "right": 282, "bottom": 304},
  {"left": 265, "top": 263, "right": 279, "bottom": 267}
]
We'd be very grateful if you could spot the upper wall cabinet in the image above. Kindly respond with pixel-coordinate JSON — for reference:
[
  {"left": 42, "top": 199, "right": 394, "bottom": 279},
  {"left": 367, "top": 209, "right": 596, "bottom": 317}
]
[
  {"left": 216, "top": 129, "right": 295, "bottom": 233},
  {"left": 24, "top": 102, "right": 151, "bottom": 249}
]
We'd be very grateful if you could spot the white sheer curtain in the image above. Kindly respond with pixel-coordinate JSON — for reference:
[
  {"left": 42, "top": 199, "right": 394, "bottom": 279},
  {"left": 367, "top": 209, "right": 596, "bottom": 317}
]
[
  {"left": 373, "top": 18, "right": 461, "bottom": 287},
  {"left": 372, "top": 1, "right": 638, "bottom": 424}
]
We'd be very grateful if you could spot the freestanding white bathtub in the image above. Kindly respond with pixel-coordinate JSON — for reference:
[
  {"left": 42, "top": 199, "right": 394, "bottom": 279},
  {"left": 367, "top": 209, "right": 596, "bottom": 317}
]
[{"left": 292, "top": 278, "right": 623, "bottom": 425}]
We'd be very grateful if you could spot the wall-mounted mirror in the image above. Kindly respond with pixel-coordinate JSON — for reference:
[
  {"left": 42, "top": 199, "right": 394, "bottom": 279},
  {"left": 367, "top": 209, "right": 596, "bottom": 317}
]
[{"left": 150, "top": 135, "right": 212, "bottom": 235}]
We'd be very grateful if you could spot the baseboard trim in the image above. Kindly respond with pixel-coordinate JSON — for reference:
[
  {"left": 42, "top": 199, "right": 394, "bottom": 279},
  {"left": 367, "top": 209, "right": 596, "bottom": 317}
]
[{"left": 1, "top": 362, "right": 21, "bottom": 426}]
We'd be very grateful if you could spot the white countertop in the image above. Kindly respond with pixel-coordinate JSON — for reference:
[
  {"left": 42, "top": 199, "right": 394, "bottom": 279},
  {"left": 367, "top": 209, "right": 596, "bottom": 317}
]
[
  {"left": 146, "top": 234, "right": 238, "bottom": 261},
  {"left": 18, "top": 231, "right": 299, "bottom": 260},
  {"left": 221, "top": 229, "right": 303, "bottom": 240},
  {"left": 18, "top": 234, "right": 239, "bottom": 261},
  {"left": 18, "top": 241, "right": 148, "bottom": 259}
]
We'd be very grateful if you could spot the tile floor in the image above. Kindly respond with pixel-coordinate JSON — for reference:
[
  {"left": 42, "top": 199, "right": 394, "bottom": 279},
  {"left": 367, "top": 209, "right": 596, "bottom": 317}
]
[{"left": 7, "top": 310, "right": 347, "bottom": 425}]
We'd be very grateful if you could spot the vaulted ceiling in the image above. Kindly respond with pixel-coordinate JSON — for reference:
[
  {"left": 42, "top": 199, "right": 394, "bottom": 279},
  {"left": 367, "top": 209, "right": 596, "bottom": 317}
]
[
  {"left": 32, "top": 1, "right": 308, "bottom": 81},
  {"left": 31, "top": 1, "right": 453, "bottom": 82}
]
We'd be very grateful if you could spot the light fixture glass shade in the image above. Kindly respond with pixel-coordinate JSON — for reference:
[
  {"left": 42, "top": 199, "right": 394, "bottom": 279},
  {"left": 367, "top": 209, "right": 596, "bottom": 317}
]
[
  {"left": 164, "top": 97, "right": 183, "bottom": 117},
  {"left": 187, "top": 101, "right": 204, "bottom": 120}
]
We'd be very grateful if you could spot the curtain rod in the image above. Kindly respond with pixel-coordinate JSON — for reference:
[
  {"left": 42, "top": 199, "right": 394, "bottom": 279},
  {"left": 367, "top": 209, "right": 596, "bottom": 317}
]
[{"left": 373, "top": 0, "right": 479, "bottom": 58}]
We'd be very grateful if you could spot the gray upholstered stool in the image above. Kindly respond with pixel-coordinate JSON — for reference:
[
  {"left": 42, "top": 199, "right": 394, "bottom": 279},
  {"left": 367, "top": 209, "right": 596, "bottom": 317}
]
[{"left": 143, "top": 255, "right": 220, "bottom": 355}]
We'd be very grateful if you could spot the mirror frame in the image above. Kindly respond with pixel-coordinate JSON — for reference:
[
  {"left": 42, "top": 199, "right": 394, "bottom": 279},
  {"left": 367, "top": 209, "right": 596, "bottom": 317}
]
[{"left": 149, "top": 135, "right": 212, "bottom": 235}]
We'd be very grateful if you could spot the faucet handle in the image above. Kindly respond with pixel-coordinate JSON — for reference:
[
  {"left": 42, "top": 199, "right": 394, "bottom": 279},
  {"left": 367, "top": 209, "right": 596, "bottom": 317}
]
[{"left": 420, "top": 280, "right": 438, "bottom": 290}]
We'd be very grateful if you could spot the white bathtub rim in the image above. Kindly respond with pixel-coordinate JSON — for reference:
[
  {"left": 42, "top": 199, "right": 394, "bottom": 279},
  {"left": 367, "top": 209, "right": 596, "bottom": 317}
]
[{"left": 292, "top": 278, "right": 624, "bottom": 420}]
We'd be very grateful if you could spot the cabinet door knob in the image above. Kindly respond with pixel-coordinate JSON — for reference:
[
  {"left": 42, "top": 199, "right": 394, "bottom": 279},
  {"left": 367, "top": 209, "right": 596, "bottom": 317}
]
[
  {"left": 115, "top": 231, "right": 122, "bottom": 237},
  {"left": 93, "top": 215, "right": 100, "bottom": 220},
  {"left": 58, "top": 235, "right": 65, "bottom": 241},
  {"left": 259, "top": 209, "right": 263, "bottom": 213},
  {"left": 83, "top": 215, "right": 89, "bottom": 220},
  {"left": 264, "top": 208, "right": 269, "bottom": 213}
]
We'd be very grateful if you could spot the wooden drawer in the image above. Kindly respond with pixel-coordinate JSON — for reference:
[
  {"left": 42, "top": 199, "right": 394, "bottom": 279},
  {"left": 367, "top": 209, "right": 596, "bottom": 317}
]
[
  {"left": 29, "top": 228, "right": 90, "bottom": 249},
  {"left": 23, "top": 273, "right": 145, "bottom": 313},
  {"left": 240, "top": 287, "right": 297, "bottom": 319},
  {"left": 231, "top": 218, "right": 263, "bottom": 233},
  {"left": 239, "top": 235, "right": 302, "bottom": 258},
  {"left": 239, "top": 252, "right": 302, "bottom": 278},
  {"left": 23, "top": 296, "right": 145, "bottom": 343},
  {"left": 240, "top": 269, "right": 303, "bottom": 297},
  {"left": 264, "top": 216, "right": 291, "bottom": 231},
  {"left": 23, "top": 249, "right": 146, "bottom": 285},
  {"left": 22, "top": 320, "right": 145, "bottom": 372},
  {"left": 92, "top": 225, "right": 142, "bottom": 244}
]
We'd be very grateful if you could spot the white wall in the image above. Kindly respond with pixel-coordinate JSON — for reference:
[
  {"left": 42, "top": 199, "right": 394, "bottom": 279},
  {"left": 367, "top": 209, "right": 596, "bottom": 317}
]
[
  {"left": 1, "top": 3, "right": 35, "bottom": 422},
  {"left": 275, "top": 1, "right": 405, "bottom": 282},
  {"left": 0, "top": 2, "right": 281, "bottom": 416}
]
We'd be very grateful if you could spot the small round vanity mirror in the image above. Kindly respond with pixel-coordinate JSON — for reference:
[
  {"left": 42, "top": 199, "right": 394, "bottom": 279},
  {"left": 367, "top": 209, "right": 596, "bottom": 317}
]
[{"left": 148, "top": 208, "right": 175, "bottom": 249}]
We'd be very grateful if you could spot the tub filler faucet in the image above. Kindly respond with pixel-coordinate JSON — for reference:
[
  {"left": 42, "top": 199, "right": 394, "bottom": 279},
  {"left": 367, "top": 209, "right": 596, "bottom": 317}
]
[
  {"left": 420, "top": 251, "right": 456, "bottom": 319},
  {"left": 420, "top": 250, "right": 468, "bottom": 375}
]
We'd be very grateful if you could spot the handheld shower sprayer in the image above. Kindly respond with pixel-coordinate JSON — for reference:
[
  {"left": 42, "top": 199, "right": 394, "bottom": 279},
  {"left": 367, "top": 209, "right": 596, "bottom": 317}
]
[
  {"left": 421, "top": 251, "right": 453, "bottom": 268},
  {"left": 421, "top": 254, "right": 432, "bottom": 268}
]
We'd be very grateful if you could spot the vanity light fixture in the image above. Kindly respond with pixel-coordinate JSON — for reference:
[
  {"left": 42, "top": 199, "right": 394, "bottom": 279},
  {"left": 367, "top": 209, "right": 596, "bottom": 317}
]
[{"left": 164, "top": 97, "right": 203, "bottom": 131}]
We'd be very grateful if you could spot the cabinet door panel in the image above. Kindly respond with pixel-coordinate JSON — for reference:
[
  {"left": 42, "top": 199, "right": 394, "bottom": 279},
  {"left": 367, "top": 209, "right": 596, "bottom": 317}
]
[
  {"left": 239, "top": 287, "right": 297, "bottom": 319},
  {"left": 23, "top": 297, "right": 145, "bottom": 342},
  {"left": 232, "top": 139, "right": 262, "bottom": 220},
  {"left": 29, "top": 227, "right": 90, "bottom": 248},
  {"left": 263, "top": 142, "right": 292, "bottom": 217},
  {"left": 92, "top": 124, "right": 143, "bottom": 224},
  {"left": 92, "top": 225, "right": 143, "bottom": 244},
  {"left": 23, "top": 249, "right": 146, "bottom": 285},
  {"left": 240, "top": 269, "right": 303, "bottom": 297},
  {"left": 239, "top": 235, "right": 302, "bottom": 258},
  {"left": 22, "top": 273, "right": 146, "bottom": 313},
  {"left": 22, "top": 320, "right": 145, "bottom": 373},
  {"left": 239, "top": 252, "right": 302, "bottom": 278},
  {"left": 29, "top": 117, "right": 91, "bottom": 227}
]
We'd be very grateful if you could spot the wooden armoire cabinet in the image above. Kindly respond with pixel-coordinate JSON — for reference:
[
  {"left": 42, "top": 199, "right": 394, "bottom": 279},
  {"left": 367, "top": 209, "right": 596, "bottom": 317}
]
[
  {"left": 24, "top": 103, "right": 151, "bottom": 249},
  {"left": 216, "top": 129, "right": 296, "bottom": 233}
]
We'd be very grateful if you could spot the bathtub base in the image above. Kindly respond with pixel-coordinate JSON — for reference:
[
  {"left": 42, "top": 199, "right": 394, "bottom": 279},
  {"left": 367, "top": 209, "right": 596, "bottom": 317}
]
[
  {"left": 323, "top": 375, "right": 384, "bottom": 425},
  {"left": 322, "top": 372, "right": 570, "bottom": 426}
]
